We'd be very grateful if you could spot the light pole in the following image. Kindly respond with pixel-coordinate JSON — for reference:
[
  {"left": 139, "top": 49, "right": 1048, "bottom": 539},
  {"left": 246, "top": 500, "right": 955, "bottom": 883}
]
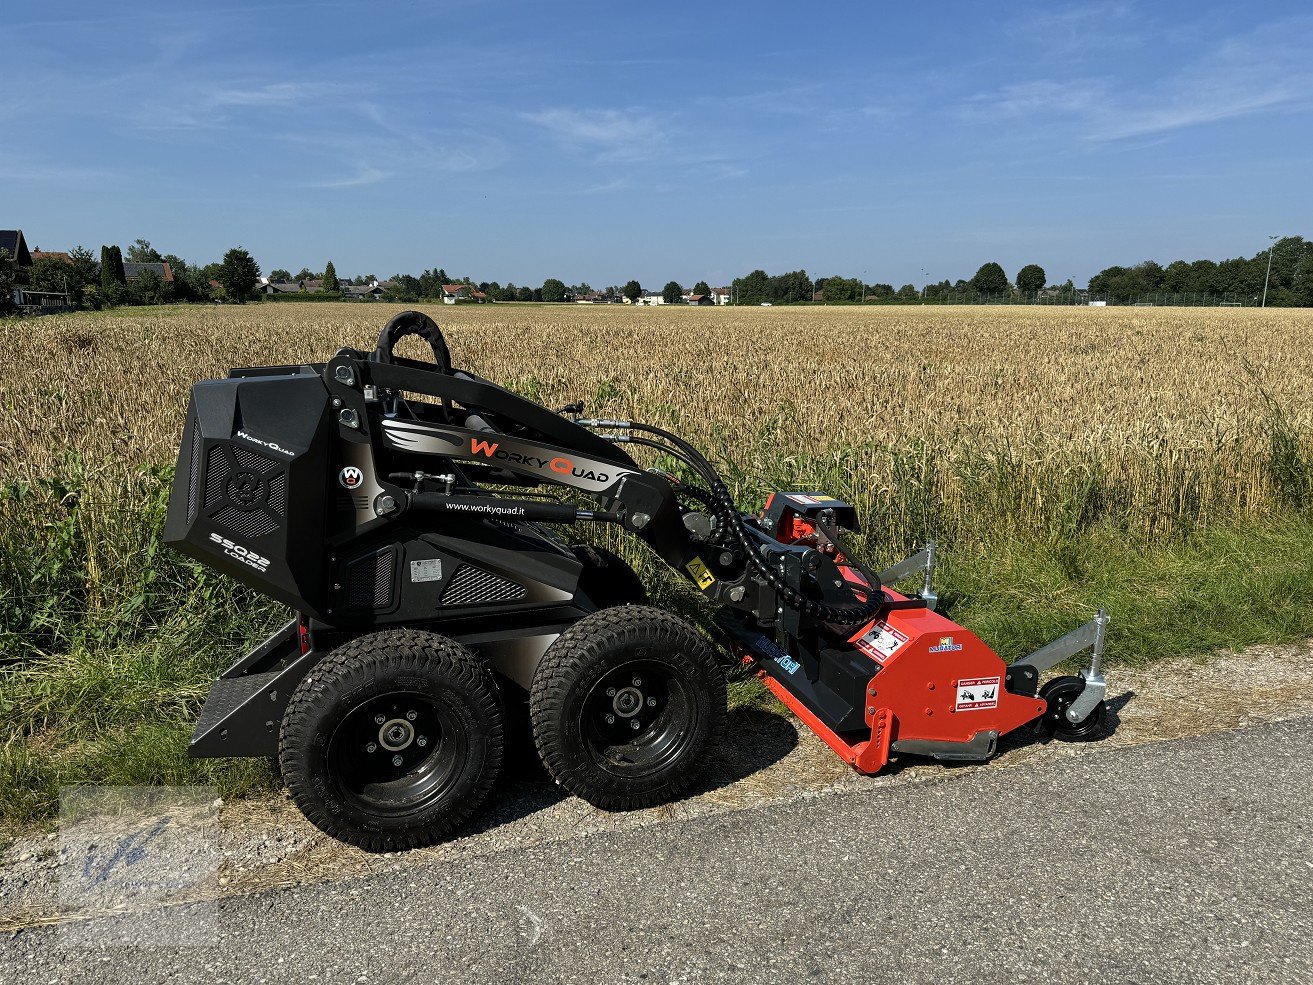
[{"left": 1261, "top": 235, "right": 1279, "bottom": 307}]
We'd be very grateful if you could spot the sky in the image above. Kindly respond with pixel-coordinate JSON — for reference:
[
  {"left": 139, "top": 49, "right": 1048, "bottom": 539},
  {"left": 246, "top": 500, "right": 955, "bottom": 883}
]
[{"left": 4, "top": 1, "right": 1311, "bottom": 288}]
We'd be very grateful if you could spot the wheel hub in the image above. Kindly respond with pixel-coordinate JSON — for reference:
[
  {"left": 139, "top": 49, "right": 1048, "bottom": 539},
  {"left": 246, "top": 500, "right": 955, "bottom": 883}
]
[
  {"left": 612, "top": 686, "right": 644, "bottom": 718},
  {"left": 379, "top": 717, "right": 415, "bottom": 751}
]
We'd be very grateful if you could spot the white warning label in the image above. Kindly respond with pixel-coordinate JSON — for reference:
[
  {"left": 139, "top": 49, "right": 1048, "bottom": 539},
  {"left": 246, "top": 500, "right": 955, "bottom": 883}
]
[
  {"left": 851, "top": 621, "right": 909, "bottom": 663},
  {"left": 955, "top": 676, "right": 1000, "bottom": 711}
]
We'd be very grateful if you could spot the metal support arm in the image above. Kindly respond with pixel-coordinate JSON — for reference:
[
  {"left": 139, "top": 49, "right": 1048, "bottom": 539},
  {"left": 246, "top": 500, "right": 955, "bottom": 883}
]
[
  {"left": 878, "top": 540, "right": 937, "bottom": 611},
  {"left": 1011, "top": 609, "right": 1109, "bottom": 723}
]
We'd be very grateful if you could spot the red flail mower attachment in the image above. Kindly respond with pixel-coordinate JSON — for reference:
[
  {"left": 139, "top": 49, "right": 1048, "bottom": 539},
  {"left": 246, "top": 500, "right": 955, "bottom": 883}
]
[{"left": 735, "top": 494, "right": 1109, "bottom": 774}]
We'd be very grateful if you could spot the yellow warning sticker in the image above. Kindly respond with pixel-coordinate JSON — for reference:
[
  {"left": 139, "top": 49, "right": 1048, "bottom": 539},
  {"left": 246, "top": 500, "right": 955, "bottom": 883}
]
[{"left": 685, "top": 557, "right": 716, "bottom": 589}]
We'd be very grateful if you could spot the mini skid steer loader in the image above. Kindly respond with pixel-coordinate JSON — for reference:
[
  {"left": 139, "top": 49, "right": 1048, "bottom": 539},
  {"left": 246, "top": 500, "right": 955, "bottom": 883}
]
[{"left": 165, "top": 312, "right": 1110, "bottom": 850}]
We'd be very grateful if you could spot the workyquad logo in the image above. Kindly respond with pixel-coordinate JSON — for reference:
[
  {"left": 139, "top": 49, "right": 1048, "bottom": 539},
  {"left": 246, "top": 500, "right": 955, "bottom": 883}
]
[
  {"left": 929, "top": 636, "right": 964, "bottom": 653},
  {"left": 227, "top": 470, "right": 264, "bottom": 505},
  {"left": 338, "top": 466, "right": 364, "bottom": 490},
  {"left": 469, "top": 437, "right": 612, "bottom": 484},
  {"left": 235, "top": 429, "right": 294, "bottom": 457}
]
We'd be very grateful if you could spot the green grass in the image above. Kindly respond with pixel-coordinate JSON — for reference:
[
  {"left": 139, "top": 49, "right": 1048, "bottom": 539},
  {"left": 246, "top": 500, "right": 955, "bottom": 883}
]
[{"left": 3, "top": 404, "right": 1312, "bottom": 833}]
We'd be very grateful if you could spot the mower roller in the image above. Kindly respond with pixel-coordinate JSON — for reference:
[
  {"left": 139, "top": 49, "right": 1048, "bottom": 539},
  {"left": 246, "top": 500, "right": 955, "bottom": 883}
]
[{"left": 164, "top": 311, "right": 1110, "bottom": 850}]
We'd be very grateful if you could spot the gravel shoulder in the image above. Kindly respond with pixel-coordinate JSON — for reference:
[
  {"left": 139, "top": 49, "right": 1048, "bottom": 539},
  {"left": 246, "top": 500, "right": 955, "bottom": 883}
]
[{"left": 2, "top": 638, "right": 1311, "bottom": 935}]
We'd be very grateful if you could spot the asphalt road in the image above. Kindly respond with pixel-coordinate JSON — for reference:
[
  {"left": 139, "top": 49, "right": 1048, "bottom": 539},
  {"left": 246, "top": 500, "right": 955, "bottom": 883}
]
[{"left": 4, "top": 716, "right": 1312, "bottom": 985}]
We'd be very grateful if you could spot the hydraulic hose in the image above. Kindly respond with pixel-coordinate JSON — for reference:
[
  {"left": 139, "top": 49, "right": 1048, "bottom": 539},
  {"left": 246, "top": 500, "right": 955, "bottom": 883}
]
[{"left": 621, "top": 422, "right": 886, "bottom": 626}]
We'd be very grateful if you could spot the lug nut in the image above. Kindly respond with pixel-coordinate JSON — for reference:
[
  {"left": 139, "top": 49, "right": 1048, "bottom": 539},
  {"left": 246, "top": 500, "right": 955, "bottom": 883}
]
[
  {"left": 374, "top": 714, "right": 386, "bottom": 725},
  {"left": 647, "top": 697, "right": 657, "bottom": 707},
  {"left": 630, "top": 719, "right": 641, "bottom": 730},
  {"left": 606, "top": 687, "right": 616, "bottom": 697},
  {"left": 406, "top": 710, "right": 417, "bottom": 721},
  {"left": 417, "top": 736, "right": 427, "bottom": 747},
  {"left": 605, "top": 714, "right": 616, "bottom": 725},
  {"left": 366, "top": 742, "right": 377, "bottom": 753},
  {"left": 392, "top": 755, "right": 403, "bottom": 767},
  {"left": 632, "top": 677, "right": 642, "bottom": 686}
]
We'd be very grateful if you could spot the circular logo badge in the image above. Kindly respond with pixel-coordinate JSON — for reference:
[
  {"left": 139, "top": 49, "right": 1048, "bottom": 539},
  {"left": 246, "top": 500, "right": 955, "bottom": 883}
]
[
  {"left": 227, "top": 470, "right": 265, "bottom": 506},
  {"left": 339, "top": 466, "right": 364, "bottom": 490}
]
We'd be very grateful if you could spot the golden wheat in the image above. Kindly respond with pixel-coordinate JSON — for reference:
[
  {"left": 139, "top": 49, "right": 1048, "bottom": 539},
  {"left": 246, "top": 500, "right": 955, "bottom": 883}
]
[{"left": 1, "top": 303, "right": 1310, "bottom": 542}]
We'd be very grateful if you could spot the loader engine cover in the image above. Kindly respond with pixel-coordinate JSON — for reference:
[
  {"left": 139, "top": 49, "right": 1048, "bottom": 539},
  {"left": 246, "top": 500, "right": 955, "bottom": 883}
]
[{"left": 163, "top": 368, "right": 333, "bottom": 616}]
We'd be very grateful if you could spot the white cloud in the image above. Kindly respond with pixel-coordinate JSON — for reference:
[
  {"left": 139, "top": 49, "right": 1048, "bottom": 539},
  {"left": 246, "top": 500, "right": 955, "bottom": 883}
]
[
  {"left": 962, "top": 16, "right": 1313, "bottom": 142},
  {"left": 522, "top": 107, "right": 668, "bottom": 162}
]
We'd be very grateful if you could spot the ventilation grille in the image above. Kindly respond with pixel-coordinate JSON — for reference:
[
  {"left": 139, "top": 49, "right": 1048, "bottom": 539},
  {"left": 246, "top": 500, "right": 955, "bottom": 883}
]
[
  {"left": 204, "top": 447, "right": 231, "bottom": 507},
  {"left": 440, "top": 565, "right": 527, "bottom": 606},
  {"left": 212, "top": 505, "right": 280, "bottom": 538},
  {"left": 186, "top": 420, "right": 203, "bottom": 521},
  {"left": 341, "top": 548, "right": 397, "bottom": 610},
  {"left": 266, "top": 473, "right": 287, "bottom": 516},
  {"left": 204, "top": 442, "right": 287, "bottom": 541}
]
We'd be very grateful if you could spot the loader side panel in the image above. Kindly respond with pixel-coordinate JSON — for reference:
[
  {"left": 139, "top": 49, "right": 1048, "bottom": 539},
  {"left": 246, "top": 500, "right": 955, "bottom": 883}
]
[{"left": 164, "top": 371, "right": 333, "bottom": 617}]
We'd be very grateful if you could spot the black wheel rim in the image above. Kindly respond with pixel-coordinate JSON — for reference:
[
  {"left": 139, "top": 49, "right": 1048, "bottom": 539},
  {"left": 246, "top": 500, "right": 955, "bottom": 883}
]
[
  {"left": 327, "top": 690, "right": 467, "bottom": 815},
  {"left": 580, "top": 659, "right": 697, "bottom": 779},
  {"left": 1041, "top": 680, "right": 1104, "bottom": 739}
]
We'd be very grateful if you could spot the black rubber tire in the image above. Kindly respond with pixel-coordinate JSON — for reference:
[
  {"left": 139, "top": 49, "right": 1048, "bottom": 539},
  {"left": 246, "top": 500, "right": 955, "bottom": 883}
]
[
  {"left": 571, "top": 543, "right": 648, "bottom": 608},
  {"left": 529, "top": 606, "right": 726, "bottom": 810},
  {"left": 1035, "top": 675, "right": 1107, "bottom": 742},
  {"left": 279, "top": 629, "right": 504, "bottom": 852}
]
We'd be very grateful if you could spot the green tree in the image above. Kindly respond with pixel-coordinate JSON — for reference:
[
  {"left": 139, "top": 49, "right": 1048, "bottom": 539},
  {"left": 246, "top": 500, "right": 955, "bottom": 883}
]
[
  {"left": 542, "top": 278, "right": 567, "bottom": 302},
  {"left": 130, "top": 267, "right": 166, "bottom": 305},
  {"left": 821, "top": 275, "right": 862, "bottom": 303},
  {"left": 731, "top": 269, "right": 769, "bottom": 305},
  {"left": 100, "top": 245, "right": 126, "bottom": 289},
  {"left": 218, "top": 247, "right": 260, "bottom": 304},
  {"left": 126, "top": 239, "right": 162, "bottom": 262},
  {"left": 0, "top": 249, "right": 16, "bottom": 315},
  {"left": 322, "top": 260, "right": 339, "bottom": 293},
  {"left": 516, "top": 285, "right": 533, "bottom": 302},
  {"left": 1016, "top": 264, "right": 1046, "bottom": 295},
  {"left": 269, "top": 268, "right": 292, "bottom": 282},
  {"left": 692, "top": 280, "right": 711, "bottom": 296},
  {"left": 623, "top": 280, "right": 642, "bottom": 302},
  {"left": 970, "top": 261, "right": 1008, "bottom": 296},
  {"left": 662, "top": 281, "right": 684, "bottom": 304},
  {"left": 294, "top": 267, "right": 316, "bottom": 281}
]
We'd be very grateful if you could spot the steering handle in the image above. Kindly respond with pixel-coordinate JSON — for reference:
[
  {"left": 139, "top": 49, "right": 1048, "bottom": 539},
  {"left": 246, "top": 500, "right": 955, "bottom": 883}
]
[{"left": 372, "top": 310, "right": 452, "bottom": 372}]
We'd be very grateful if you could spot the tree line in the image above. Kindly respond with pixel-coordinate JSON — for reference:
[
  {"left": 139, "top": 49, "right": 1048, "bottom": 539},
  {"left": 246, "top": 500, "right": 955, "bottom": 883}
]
[{"left": 2, "top": 238, "right": 262, "bottom": 313}]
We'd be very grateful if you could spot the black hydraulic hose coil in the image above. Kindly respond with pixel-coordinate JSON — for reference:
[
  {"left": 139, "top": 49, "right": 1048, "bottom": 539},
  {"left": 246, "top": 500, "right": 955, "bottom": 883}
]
[{"left": 627, "top": 423, "right": 885, "bottom": 626}]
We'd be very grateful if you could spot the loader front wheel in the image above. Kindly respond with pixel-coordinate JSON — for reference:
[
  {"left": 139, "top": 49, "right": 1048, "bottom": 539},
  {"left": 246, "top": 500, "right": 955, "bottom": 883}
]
[
  {"left": 279, "top": 630, "right": 504, "bottom": 852},
  {"left": 530, "top": 606, "right": 726, "bottom": 810}
]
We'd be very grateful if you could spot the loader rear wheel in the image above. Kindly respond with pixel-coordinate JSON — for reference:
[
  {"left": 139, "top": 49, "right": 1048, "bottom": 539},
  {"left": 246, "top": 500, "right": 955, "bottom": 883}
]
[
  {"left": 530, "top": 606, "right": 725, "bottom": 810},
  {"left": 279, "top": 630, "right": 504, "bottom": 852},
  {"left": 1035, "top": 675, "right": 1106, "bottom": 742},
  {"left": 571, "top": 543, "right": 648, "bottom": 608}
]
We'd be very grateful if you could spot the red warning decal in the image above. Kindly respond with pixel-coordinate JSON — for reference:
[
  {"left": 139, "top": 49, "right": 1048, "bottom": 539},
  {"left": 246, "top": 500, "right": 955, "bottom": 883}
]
[
  {"left": 850, "top": 620, "right": 909, "bottom": 663},
  {"left": 955, "top": 676, "right": 1001, "bottom": 711}
]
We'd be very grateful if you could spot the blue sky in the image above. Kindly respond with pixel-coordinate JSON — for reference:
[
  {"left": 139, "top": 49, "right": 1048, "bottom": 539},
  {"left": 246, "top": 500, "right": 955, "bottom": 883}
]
[{"left": 4, "top": 1, "right": 1310, "bottom": 288}]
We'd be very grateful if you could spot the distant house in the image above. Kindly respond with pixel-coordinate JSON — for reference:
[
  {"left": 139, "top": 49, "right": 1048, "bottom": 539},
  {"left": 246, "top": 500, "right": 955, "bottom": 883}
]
[
  {"left": 635, "top": 291, "right": 665, "bottom": 305},
  {"left": 0, "top": 230, "right": 33, "bottom": 268},
  {"left": 687, "top": 294, "right": 713, "bottom": 306},
  {"left": 711, "top": 287, "right": 731, "bottom": 305},
  {"left": 441, "top": 284, "right": 486, "bottom": 304},
  {"left": 342, "top": 283, "right": 385, "bottom": 300},
  {"left": 32, "top": 250, "right": 72, "bottom": 265},
  {"left": 261, "top": 281, "right": 304, "bottom": 296},
  {"left": 123, "top": 261, "right": 174, "bottom": 284}
]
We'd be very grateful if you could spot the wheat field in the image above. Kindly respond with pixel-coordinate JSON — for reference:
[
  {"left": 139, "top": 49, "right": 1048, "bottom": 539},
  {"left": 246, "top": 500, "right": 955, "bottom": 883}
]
[{"left": 3, "top": 302, "right": 1311, "bottom": 542}]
